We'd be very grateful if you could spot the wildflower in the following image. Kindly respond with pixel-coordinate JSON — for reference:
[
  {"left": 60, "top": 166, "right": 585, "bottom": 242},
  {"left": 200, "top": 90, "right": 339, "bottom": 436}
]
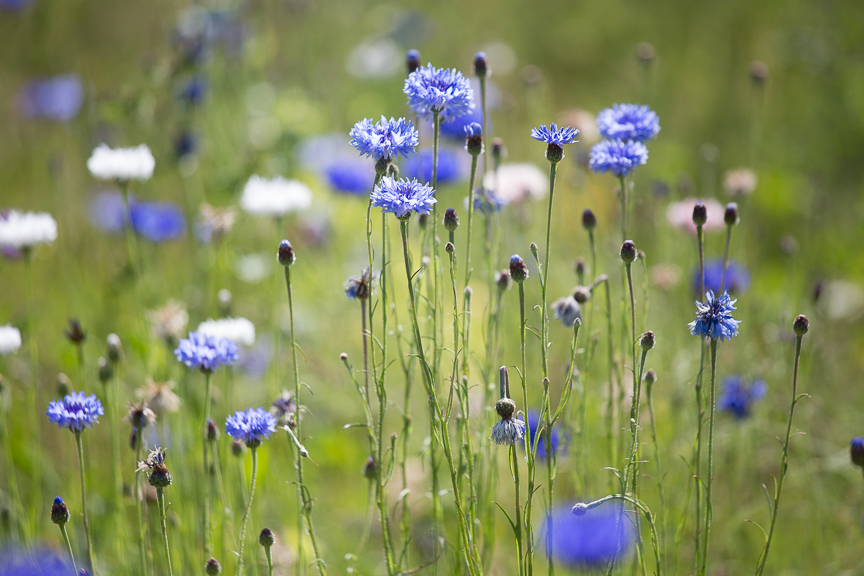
[
  {"left": 97, "top": 357, "right": 113, "bottom": 384},
  {"left": 46, "top": 391, "right": 104, "bottom": 432},
  {"left": 259, "top": 528, "right": 275, "bottom": 548},
  {"left": 195, "top": 204, "right": 236, "bottom": 243},
  {"left": 324, "top": 160, "right": 376, "bottom": 195},
  {"left": 349, "top": 116, "right": 419, "bottom": 161},
  {"left": 0, "top": 546, "right": 69, "bottom": 576},
  {"left": 596, "top": 104, "right": 660, "bottom": 142},
  {"left": 138, "top": 379, "right": 182, "bottom": 417},
  {"left": 495, "top": 270, "right": 512, "bottom": 291},
  {"left": 126, "top": 401, "right": 156, "bottom": 430},
  {"left": 443, "top": 208, "right": 460, "bottom": 231},
  {"left": 147, "top": 300, "right": 189, "bottom": 344},
  {"left": 666, "top": 198, "right": 725, "bottom": 235},
  {"left": 589, "top": 139, "right": 648, "bottom": 177},
  {"left": 363, "top": 456, "right": 377, "bottom": 479},
  {"left": 401, "top": 148, "right": 466, "bottom": 185},
  {"left": 438, "top": 106, "right": 485, "bottom": 139},
  {"left": 240, "top": 176, "right": 312, "bottom": 217},
  {"left": 205, "top": 558, "right": 222, "bottom": 575},
  {"left": 474, "top": 51, "right": 488, "bottom": 77},
  {"left": 692, "top": 259, "right": 750, "bottom": 296},
  {"left": 174, "top": 331, "right": 240, "bottom": 373},
  {"left": 0, "top": 325, "right": 22, "bottom": 355},
  {"left": 572, "top": 286, "right": 591, "bottom": 304},
  {"left": 238, "top": 338, "right": 273, "bottom": 379},
  {"left": 343, "top": 269, "right": 377, "bottom": 300},
  {"left": 51, "top": 495, "right": 70, "bottom": 525},
  {"left": 524, "top": 410, "right": 564, "bottom": 458},
  {"left": 87, "top": 144, "right": 155, "bottom": 181},
  {"left": 689, "top": 290, "right": 741, "bottom": 341},
  {"left": 0, "top": 210, "right": 58, "bottom": 249},
  {"left": 545, "top": 504, "right": 634, "bottom": 567},
  {"left": 403, "top": 63, "right": 475, "bottom": 122},
  {"left": 552, "top": 296, "right": 581, "bottom": 328},
  {"left": 464, "top": 122, "right": 483, "bottom": 156},
  {"left": 130, "top": 201, "right": 187, "bottom": 242},
  {"left": 225, "top": 407, "right": 278, "bottom": 447},
  {"left": 271, "top": 390, "right": 298, "bottom": 428},
  {"left": 137, "top": 447, "right": 172, "bottom": 488},
  {"left": 582, "top": 209, "right": 597, "bottom": 231},
  {"left": 370, "top": 176, "right": 436, "bottom": 219},
  {"left": 718, "top": 376, "right": 766, "bottom": 419},
  {"left": 510, "top": 254, "right": 529, "bottom": 283},
  {"left": 724, "top": 203, "right": 739, "bottom": 226},
  {"left": 850, "top": 438, "right": 864, "bottom": 469},
  {"left": 177, "top": 75, "right": 207, "bottom": 105},
  {"left": 692, "top": 202, "right": 708, "bottom": 226},
  {"left": 490, "top": 399, "right": 525, "bottom": 445},
  {"left": 620, "top": 240, "right": 637, "bottom": 263},
  {"left": 531, "top": 123, "right": 579, "bottom": 162},
  {"left": 793, "top": 314, "right": 809, "bottom": 336},
  {"left": 196, "top": 317, "right": 256, "bottom": 346},
  {"left": 482, "top": 162, "right": 547, "bottom": 204},
  {"left": 18, "top": 74, "right": 84, "bottom": 121}
]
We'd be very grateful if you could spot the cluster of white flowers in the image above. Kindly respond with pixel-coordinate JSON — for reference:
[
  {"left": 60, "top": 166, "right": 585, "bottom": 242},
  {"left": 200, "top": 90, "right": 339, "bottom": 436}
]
[
  {"left": 483, "top": 163, "right": 548, "bottom": 204},
  {"left": 87, "top": 144, "right": 155, "bottom": 181},
  {"left": 0, "top": 211, "right": 58, "bottom": 249},
  {"left": 0, "top": 325, "right": 22, "bottom": 356},
  {"left": 240, "top": 175, "right": 313, "bottom": 217},
  {"left": 197, "top": 317, "right": 256, "bottom": 346}
]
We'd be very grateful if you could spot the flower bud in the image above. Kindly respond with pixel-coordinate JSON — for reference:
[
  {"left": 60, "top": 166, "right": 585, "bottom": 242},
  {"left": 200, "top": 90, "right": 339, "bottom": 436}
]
[
  {"left": 363, "top": 456, "right": 377, "bottom": 479},
  {"left": 574, "top": 257, "right": 586, "bottom": 279},
  {"left": 406, "top": 49, "right": 421, "bottom": 74},
  {"left": 692, "top": 202, "right": 707, "bottom": 226},
  {"left": 645, "top": 369, "right": 657, "bottom": 386},
  {"left": 56, "top": 373, "right": 71, "bottom": 397},
  {"left": 640, "top": 331, "right": 655, "bottom": 350},
  {"left": 418, "top": 213, "right": 428, "bottom": 229},
  {"left": 851, "top": 437, "right": 864, "bottom": 469},
  {"left": 620, "top": 240, "right": 637, "bottom": 264},
  {"left": 793, "top": 314, "right": 809, "bottom": 336},
  {"left": 98, "top": 356, "right": 113, "bottom": 383},
  {"left": 231, "top": 439, "right": 245, "bottom": 457},
  {"left": 494, "top": 397, "right": 516, "bottom": 420},
  {"left": 259, "top": 527, "right": 275, "bottom": 548},
  {"left": 51, "top": 495, "right": 70, "bottom": 525},
  {"left": 750, "top": 60, "right": 769, "bottom": 84},
  {"left": 205, "top": 558, "right": 222, "bottom": 575},
  {"left": 339, "top": 352, "right": 348, "bottom": 361},
  {"left": 207, "top": 418, "right": 219, "bottom": 442},
  {"left": 107, "top": 333, "right": 123, "bottom": 363},
  {"left": 545, "top": 143, "right": 564, "bottom": 163},
  {"left": 443, "top": 208, "right": 460, "bottom": 232},
  {"left": 724, "top": 203, "right": 739, "bottom": 226},
  {"left": 277, "top": 239, "right": 296, "bottom": 266},
  {"left": 572, "top": 286, "right": 591, "bottom": 304},
  {"left": 495, "top": 270, "right": 511, "bottom": 291},
  {"left": 491, "top": 138, "right": 506, "bottom": 162},
  {"left": 445, "top": 241, "right": 455, "bottom": 254},
  {"left": 509, "top": 255, "right": 529, "bottom": 283},
  {"left": 571, "top": 502, "right": 588, "bottom": 516},
  {"left": 581, "top": 209, "right": 597, "bottom": 231},
  {"left": 465, "top": 123, "right": 483, "bottom": 156},
  {"left": 636, "top": 42, "right": 656, "bottom": 65},
  {"left": 529, "top": 242, "right": 538, "bottom": 259},
  {"left": 65, "top": 319, "right": 86, "bottom": 345},
  {"left": 148, "top": 465, "right": 172, "bottom": 488},
  {"left": 474, "top": 51, "right": 488, "bottom": 78}
]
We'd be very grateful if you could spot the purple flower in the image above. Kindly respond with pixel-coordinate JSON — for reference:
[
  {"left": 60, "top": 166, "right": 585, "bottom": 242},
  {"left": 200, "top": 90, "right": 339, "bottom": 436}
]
[
  {"left": 692, "top": 259, "right": 750, "bottom": 297},
  {"left": 131, "top": 202, "right": 187, "bottom": 242},
  {"left": 370, "top": 177, "right": 437, "bottom": 219},
  {"left": 324, "top": 160, "right": 376, "bottom": 195},
  {"left": 589, "top": 139, "right": 649, "bottom": 177},
  {"left": 531, "top": 123, "right": 579, "bottom": 146},
  {"left": 174, "top": 331, "right": 239, "bottom": 373},
  {"left": 403, "top": 64, "right": 475, "bottom": 122},
  {"left": 596, "top": 103, "right": 660, "bottom": 142},
  {"left": 349, "top": 116, "right": 419, "bottom": 161},
  {"left": 225, "top": 407, "right": 277, "bottom": 446},
  {"left": 18, "top": 74, "right": 84, "bottom": 121},
  {"left": 46, "top": 391, "right": 104, "bottom": 432}
]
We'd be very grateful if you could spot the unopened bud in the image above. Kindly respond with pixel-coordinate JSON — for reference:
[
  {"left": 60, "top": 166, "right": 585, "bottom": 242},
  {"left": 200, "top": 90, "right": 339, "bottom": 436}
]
[
  {"left": 406, "top": 49, "right": 421, "bottom": 74},
  {"left": 277, "top": 239, "right": 296, "bottom": 266},
  {"left": 509, "top": 255, "right": 529, "bottom": 283},
  {"left": 620, "top": 240, "right": 637, "bottom": 264},
  {"left": 724, "top": 203, "right": 739, "bottom": 226},
  {"left": 51, "top": 496, "right": 70, "bottom": 525},
  {"left": 205, "top": 558, "right": 222, "bottom": 575},
  {"left": 473, "top": 52, "right": 488, "bottom": 77},
  {"left": 581, "top": 209, "right": 597, "bottom": 231},
  {"left": 692, "top": 202, "right": 707, "bottom": 226},
  {"left": 793, "top": 314, "right": 809, "bottom": 336},
  {"left": 98, "top": 357, "right": 113, "bottom": 383},
  {"left": 443, "top": 208, "right": 459, "bottom": 232},
  {"left": 107, "top": 333, "right": 123, "bottom": 363},
  {"left": 259, "top": 528, "right": 275, "bottom": 548},
  {"left": 640, "top": 331, "right": 655, "bottom": 350}
]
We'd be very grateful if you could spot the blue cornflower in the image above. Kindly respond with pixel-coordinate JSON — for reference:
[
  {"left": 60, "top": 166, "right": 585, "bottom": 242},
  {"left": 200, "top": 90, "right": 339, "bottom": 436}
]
[
  {"left": 344, "top": 268, "right": 378, "bottom": 300},
  {"left": 174, "top": 331, "right": 240, "bottom": 373},
  {"left": 225, "top": 407, "right": 277, "bottom": 446},
  {"left": 464, "top": 122, "right": 482, "bottom": 138},
  {"left": 552, "top": 296, "right": 581, "bottom": 328},
  {"left": 46, "top": 391, "right": 104, "bottom": 432},
  {"left": 523, "top": 411, "right": 564, "bottom": 458},
  {"left": 89, "top": 191, "right": 128, "bottom": 233},
  {"left": 531, "top": 123, "right": 580, "bottom": 147},
  {"left": 545, "top": 504, "right": 634, "bottom": 567},
  {"left": 401, "top": 148, "right": 465, "bottom": 184},
  {"left": 370, "top": 176, "right": 437, "bottom": 219},
  {"left": 596, "top": 104, "right": 661, "bottom": 142},
  {"left": 349, "top": 116, "right": 419, "bottom": 161},
  {"left": 324, "top": 160, "right": 376, "bottom": 195},
  {"left": 718, "top": 376, "right": 766, "bottom": 419},
  {"left": 468, "top": 190, "right": 508, "bottom": 214},
  {"left": 177, "top": 75, "right": 208, "bottom": 105},
  {"left": 0, "top": 546, "right": 69, "bottom": 576},
  {"left": 131, "top": 201, "right": 187, "bottom": 242},
  {"left": 589, "top": 139, "right": 649, "bottom": 177},
  {"left": 692, "top": 259, "right": 750, "bottom": 297},
  {"left": 403, "top": 63, "right": 475, "bottom": 122},
  {"left": 688, "top": 290, "right": 741, "bottom": 341},
  {"left": 438, "top": 106, "right": 485, "bottom": 139},
  {"left": 18, "top": 74, "right": 84, "bottom": 122},
  {"left": 850, "top": 437, "right": 864, "bottom": 469}
]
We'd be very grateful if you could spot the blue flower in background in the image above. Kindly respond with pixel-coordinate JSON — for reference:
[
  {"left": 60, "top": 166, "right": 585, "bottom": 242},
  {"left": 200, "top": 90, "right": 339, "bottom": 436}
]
[
  {"left": 469, "top": 190, "right": 508, "bottom": 214},
  {"left": 523, "top": 410, "right": 564, "bottom": 458},
  {"left": 18, "top": 74, "right": 84, "bottom": 121},
  {"left": 349, "top": 116, "right": 419, "bottom": 161},
  {"left": 689, "top": 290, "right": 741, "bottom": 341},
  {"left": 131, "top": 201, "right": 187, "bottom": 242},
  {"left": 89, "top": 191, "right": 128, "bottom": 233},
  {"left": 0, "top": 0, "right": 32, "bottom": 11},
  {"left": 544, "top": 504, "right": 634, "bottom": 567},
  {"left": 324, "top": 160, "right": 376, "bottom": 195},
  {"left": 46, "top": 391, "right": 104, "bottom": 432},
  {"left": 718, "top": 376, "right": 766, "bottom": 419},
  {"left": 589, "top": 139, "right": 649, "bottom": 177},
  {"left": 225, "top": 407, "right": 277, "bottom": 446},
  {"left": 175, "top": 331, "right": 239, "bottom": 373},
  {"left": 177, "top": 75, "right": 208, "bottom": 105},
  {"left": 401, "top": 148, "right": 465, "bottom": 185},
  {"left": 344, "top": 268, "right": 378, "bottom": 300},
  {"left": 531, "top": 123, "right": 580, "bottom": 146},
  {"left": 438, "top": 106, "right": 485, "bottom": 139},
  {"left": 237, "top": 337, "right": 272, "bottom": 380},
  {"left": 403, "top": 63, "right": 475, "bottom": 122},
  {"left": 175, "top": 131, "right": 198, "bottom": 158},
  {"left": 464, "top": 122, "right": 482, "bottom": 138},
  {"left": 596, "top": 104, "right": 661, "bottom": 142},
  {"left": 0, "top": 546, "right": 69, "bottom": 575},
  {"left": 692, "top": 259, "right": 750, "bottom": 296},
  {"left": 552, "top": 296, "right": 581, "bottom": 328},
  {"left": 370, "top": 177, "right": 437, "bottom": 219}
]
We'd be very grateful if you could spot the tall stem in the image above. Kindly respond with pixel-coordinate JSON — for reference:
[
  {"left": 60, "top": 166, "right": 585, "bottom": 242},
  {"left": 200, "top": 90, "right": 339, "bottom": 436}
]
[
  {"left": 135, "top": 428, "right": 149, "bottom": 576},
  {"left": 700, "top": 339, "right": 719, "bottom": 576},
  {"left": 157, "top": 488, "right": 174, "bottom": 576},
  {"left": 646, "top": 378, "right": 667, "bottom": 575},
  {"left": 26, "top": 254, "right": 41, "bottom": 535},
  {"left": 203, "top": 372, "right": 213, "bottom": 556},
  {"left": 235, "top": 447, "right": 258, "bottom": 576},
  {"left": 75, "top": 431, "right": 96, "bottom": 575},
  {"left": 693, "top": 224, "right": 705, "bottom": 572},
  {"left": 265, "top": 546, "right": 274, "bottom": 576},
  {"left": 619, "top": 175, "right": 628, "bottom": 240},
  {"left": 720, "top": 225, "right": 733, "bottom": 294},
  {"left": 511, "top": 444, "right": 524, "bottom": 576},
  {"left": 0, "top": 392, "right": 26, "bottom": 542},
  {"left": 60, "top": 523, "right": 78, "bottom": 575}
]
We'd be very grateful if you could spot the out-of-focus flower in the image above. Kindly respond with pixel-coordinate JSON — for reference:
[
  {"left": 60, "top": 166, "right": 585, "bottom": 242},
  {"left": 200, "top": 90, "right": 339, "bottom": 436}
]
[
  {"left": 438, "top": 106, "right": 486, "bottom": 139},
  {"left": 0, "top": 546, "right": 69, "bottom": 575},
  {"left": 523, "top": 410, "right": 564, "bottom": 458},
  {"left": 174, "top": 331, "right": 239, "bottom": 373},
  {"left": 197, "top": 317, "right": 256, "bottom": 346},
  {"left": 482, "top": 163, "right": 547, "bottom": 204},
  {"left": 401, "top": 148, "right": 466, "bottom": 185},
  {"left": 88, "top": 191, "right": 127, "bottom": 233},
  {"left": 18, "top": 74, "right": 84, "bottom": 121},
  {"left": 195, "top": 204, "right": 236, "bottom": 243},
  {"left": 344, "top": 268, "right": 378, "bottom": 300},
  {"left": 0, "top": 210, "right": 57, "bottom": 249},
  {"left": 467, "top": 189, "right": 508, "bottom": 214},
  {"left": 126, "top": 401, "right": 157, "bottom": 429},
  {"left": 147, "top": 300, "right": 189, "bottom": 344},
  {"left": 649, "top": 263, "right": 682, "bottom": 291},
  {"left": 349, "top": 116, "right": 418, "bottom": 161},
  {"left": 87, "top": 144, "right": 155, "bottom": 182},
  {"left": 596, "top": 104, "right": 660, "bottom": 142},
  {"left": 816, "top": 280, "right": 864, "bottom": 322},
  {"left": 370, "top": 177, "right": 436, "bottom": 219},
  {"left": 404, "top": 63, "right": 475, "bottom": 122},
  {"left": 0, "top": 325, "right": 22, "bottom": 355},
  {"left": 237, "top": 337, "right": 271, "bottom": 379},
  {"left": 689, "top": 290, "right": 740, "bottom": 342},
  {"left": 271, "top": 390, "right": 298, "bottom": 428},
  {"left": 558, "top": 109, "right": 599, "bottom": 142},
  {"left": 177, "top": 75, "right": 208, "bottom": 105},
  {"left": 589, "top": 139, "right": 648, "bottom": 177},
  {"left": 718, "top": 376, "right": 766, "bottom": 419},
  {"left": 240, "top": 176, "right": 312, "bottom": 217},
  {"left": 552, "top": 296, "right": 581, "bottom": 328},
  {"left": 175, "top": 132, "right": 198, "bottom": 159},
  {"left": 137, "top": 379, "right": 182, "bottom": 416},
  {"left": 544, "top": 504, "right": 634, "bottom": 567},
  {"left": 46, "top": 391, "right": 104, "bottom": 432},
  {"left": 131, "top": 201, "right": 186, "bottom": 242},
  {"left": 324, "top": 160, "right": 376, "bottom": 195},
  {"left": 723, "top": 168, "right": 757, "bottom": 197},
  {"left": 346, "top": 38, "right": 401, "bottom": 79},
  {"left": 225, "top": 407, "right": 277, "bottom": 446},
  {"left": 666, "top": 198, "right": 725, "bottom": 235},
  {"left": 692, "top": 259, "right": 750, "bottom": 296}
]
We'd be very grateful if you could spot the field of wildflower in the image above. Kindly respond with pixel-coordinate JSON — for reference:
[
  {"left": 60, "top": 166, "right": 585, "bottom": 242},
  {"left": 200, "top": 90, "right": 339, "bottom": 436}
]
[{"left": 2, "top": 1, "right": 864, "bottom": 575}]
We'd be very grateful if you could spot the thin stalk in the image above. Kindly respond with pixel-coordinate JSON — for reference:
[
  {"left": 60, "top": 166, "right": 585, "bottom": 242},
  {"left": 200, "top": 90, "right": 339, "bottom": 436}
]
[
  {"left": 619, "top": 175, "right": 628, "bottom": 240},
  {"left": 104, "top": 374, "right": 127, "bottom": 563},
  {"left": 582, "top": 495, "right": 662, "bottom": 576},
  {"left": 700, "top": 340, "right": 719, "bottom": 576},
  {"left": 59, "top": 523, "right": 78, "bottom": 575},
  {"left": 755, "top": 332, "right": 805, "bottom": 575},
  {"left": 431, "top": 111, "right": 443, "bottom": 381},
  {"left": 157, "top": 488, "right": 174, "bottom": 576},
  {"left": 720, "top": 224, "right": 733, "bottom": 295},
  {"left": 361, "top": 300, "right": 369, "bottom": 403},
  {"left": 203, "top": 371, "right": 213, "bottom": 556},
  {"left": 75, "top": 431, "right": 96, "bottom": 575},
  {"left": 135, "top": 428, "right": 149, "bottom": 576},
  {"left": 646, "top": 378, "right": 667, "bottom": 575},
  {"left": 265, "top": 545, "right": 274, "bottom": 576},
  {"left": 623, "top": 263, "right": 638, "bottom": 493},
  {"left": 511, "top": 444, "right": 524, "bottom": 576},
  {"left": 235, "top": 447, "right": 258, "bottom": 576},
  {"left": 462, "top": 153, "right": 479, "bottom": 384},
  {"left": 693, "top": 224, "right": 706, "bottom": 572},
  {"left": 517, "top": 282, "right": 536, "bottom": 576},
  {"left": 0, "top": 394, "right": 26, "bottom": 542},
  {"left": 120, "top": 183, "right": 145, "bottom": 330},
  {"left": 26, "top": 254, "right": 41, "bottom": 536},
  {"left": 599, "top": 277, "right": 616, "bottom": 494}
]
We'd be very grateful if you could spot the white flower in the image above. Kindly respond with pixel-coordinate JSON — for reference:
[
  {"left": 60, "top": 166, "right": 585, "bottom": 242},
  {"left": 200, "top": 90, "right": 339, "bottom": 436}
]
[
  {"left": 87, "top": 144, "right": 155, "bottom": 181},
  {"left": 483, "top": 163, "right": 548, "bottom": 204},
  {"left": 0, "top": 211, "right": 58, "bottom": 249},
  {"left": 197, "top": 317, "right": 256, "bottom": 346},
  {"left": 240, "top": 176, "right": 313, "bottom": 217},
  {"left": 0, "top": 325, "right": 22, "bottom": 356}
]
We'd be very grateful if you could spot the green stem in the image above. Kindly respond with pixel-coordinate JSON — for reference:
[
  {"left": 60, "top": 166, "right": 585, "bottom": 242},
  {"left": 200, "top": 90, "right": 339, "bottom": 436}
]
[
  {"left": 135, "top": 428, "right": 149, "bottom": 576},
  {"left": 511, "top": 444, "right": 524, "bottom": 576},
  {"left": 203, "top": 372, "right": 213, "bottom": 556},
  {"left": 646, "top": 377, "right": 667, "bottom": 576},
  {"left": 60, "top": 524, "right": 78, "bottom": 575},
  {"left": 700, "top": 340, "right": 719, "bottom": 576},
  {"left": 619, "top": 175, "right": 628, "bottom": 241},
  {"left": 235, "top": 447, "right": 258, "bottom": 576},
  {"left": 157, "top": 488, "right": 174, "bottom": 576},
  {"left": 26, "top": 254, "right": 41, "bottom": 537},
  {"left": 693, "top": 224, "right": 706, "bottom": 573},
  {"left": 720, "top": 225, "right": 733, "bottom": 295},
  {"left": 265, "top": 546, "right": 274, "bottom": 576},
  {"left": 75, "top": 431, "right": 96, "bottom": 575},
  {"left": 0, "top": 391, "right": 26, "bottom": 543}
]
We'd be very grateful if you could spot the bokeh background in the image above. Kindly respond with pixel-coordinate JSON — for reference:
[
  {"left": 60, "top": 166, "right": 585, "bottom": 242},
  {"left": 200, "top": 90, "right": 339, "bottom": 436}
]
[{"left": 2, "top": 0, "right": 864, "bottom": 574}]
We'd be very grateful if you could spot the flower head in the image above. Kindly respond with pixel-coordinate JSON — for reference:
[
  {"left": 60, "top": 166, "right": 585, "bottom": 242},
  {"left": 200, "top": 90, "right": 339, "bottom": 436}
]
[
  {"left": 18, "top": 74, "right": 84, "bottom": 122},
  {"left": 491, "top": 415, "right": 526, "bottom": 446},
  {"left": 344, "top": 268, "right": 378, "bottom": 300},
  {"left": 126, "top": 401, "right": 157, "bottom": 429},
  {"left": 174, "top": 331, "right": 240, "bottom": 373},
  {"left": 195, "top": 204, "right": 236, "bottom": 243},
  {"left": 131, "top": 201, "right": 187, "bottom": 242},
  {"left": 370, "top": 176, "right": 436, "bottom": 219},
  {"left": 467, "top": 190, "right": 508, "bottom": 215},
  {"left": 688, "top": 290, "right": 741, "bottom": 341},
  {"left": 240, "top": 176, "right": 312, "bottom": 217},
  {"left": 137, "top": 447, "right": 172, "bottom": 488},
  {"left": 531, "top": 123, "right": 580, "bottom": 147},
  {"left": 87, "top": 144, "right": 155, "bottom": 181},
  {"left": 0, "top": 325, "right": 22, "bottom": 356},
  {"left": 137, "top": 379, "right": 182, "bottom": 416},
  {"left": 552, "top": 296, "right": 581, "bottom": 328},
  {"left": 403, "top": 63, "right": 475, "bottom": 122},
  {"left": 225, "top": 407, "right": 278, "bottom": 447},
  {"left": 692, "top": 259, "right": 750, "bottom": 296},
  {"left": 718, "top": 376, "right": 766, "bottom": 419},
  {"left": 197, "top": 317, "right": 256, "bottom": 346},
  {"left": 0, "top": 546, "right": 69, "bottom": 576},
  {"left": 46, "top": 391, "right": 104, "bottom": 432},
  {"left": 545, "top": 504, "right": 634, "bottom": 567},
  {"left": 271, "top": 390, "right": 298, "bottom": 428},
  {"left": 589, "top": 139, "right": 648, "bottom": 177},
  {"left": 0, "top": 210, "right": 57, "bottom": 249},
  {"left": 349, "top": 116, "right": 419, "bottom": 161},
  {"left": 596, "top": 104, "right": 661, "bottom": 142}
]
